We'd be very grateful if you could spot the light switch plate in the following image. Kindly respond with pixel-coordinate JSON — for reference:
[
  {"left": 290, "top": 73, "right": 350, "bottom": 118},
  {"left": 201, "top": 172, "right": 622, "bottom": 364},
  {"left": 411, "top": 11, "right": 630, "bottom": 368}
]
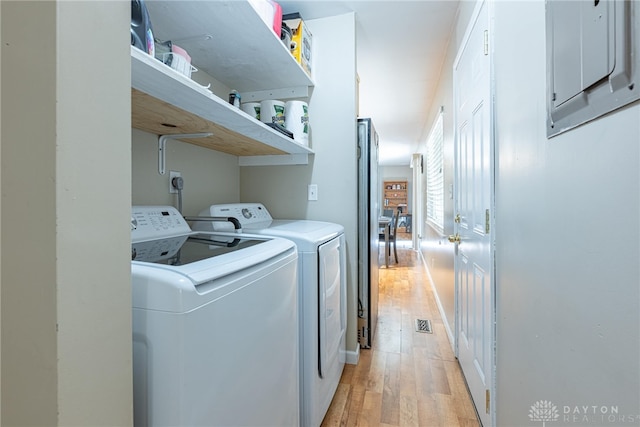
[{"left": 308, "top": 184, "right": 318, "bottom": 201}]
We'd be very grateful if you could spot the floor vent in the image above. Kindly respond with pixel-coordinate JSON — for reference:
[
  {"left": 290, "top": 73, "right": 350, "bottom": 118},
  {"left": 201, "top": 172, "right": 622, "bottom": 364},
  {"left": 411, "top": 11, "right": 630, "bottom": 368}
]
[{"left": 415, "top": 319, "right": 433, "bottom": 334}]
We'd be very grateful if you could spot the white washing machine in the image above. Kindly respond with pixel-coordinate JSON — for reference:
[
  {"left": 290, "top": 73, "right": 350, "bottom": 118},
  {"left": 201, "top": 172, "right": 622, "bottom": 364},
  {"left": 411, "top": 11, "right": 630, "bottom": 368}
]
[
  {"left": 131, "top": 206, "right": 299, "bottom": 427},
  {"left": 197, "top": 203, "right": 347, "bottom": 427}
]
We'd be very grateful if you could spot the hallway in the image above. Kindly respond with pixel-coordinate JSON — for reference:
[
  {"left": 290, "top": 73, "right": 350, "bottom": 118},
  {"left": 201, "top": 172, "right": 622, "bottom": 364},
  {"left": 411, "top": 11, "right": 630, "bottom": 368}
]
[{"left": 321, "top": 242, "right": 480, "bottom": 426}]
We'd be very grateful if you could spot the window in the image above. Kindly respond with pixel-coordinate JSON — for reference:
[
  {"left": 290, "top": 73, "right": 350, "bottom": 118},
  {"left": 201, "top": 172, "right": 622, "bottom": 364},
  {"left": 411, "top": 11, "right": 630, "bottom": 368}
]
[{"left": 426, "top": 112, "right": 444, "bottom": 232}]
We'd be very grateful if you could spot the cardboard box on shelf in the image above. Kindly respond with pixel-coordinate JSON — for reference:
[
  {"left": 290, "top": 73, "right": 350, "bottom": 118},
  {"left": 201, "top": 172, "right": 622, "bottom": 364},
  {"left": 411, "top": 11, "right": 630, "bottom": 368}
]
[{"left": 283, "top": 12, "right": 312, "bottom": 77}]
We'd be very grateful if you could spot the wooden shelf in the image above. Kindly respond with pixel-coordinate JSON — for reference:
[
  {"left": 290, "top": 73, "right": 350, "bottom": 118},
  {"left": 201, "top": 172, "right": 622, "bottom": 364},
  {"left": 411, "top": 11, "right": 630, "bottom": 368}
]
[
  {"left": 131, "top": 46, "right": 313, "bottom": 159},
  {"left": 383, "top": 180, "right": 408, "bottom": 212}
]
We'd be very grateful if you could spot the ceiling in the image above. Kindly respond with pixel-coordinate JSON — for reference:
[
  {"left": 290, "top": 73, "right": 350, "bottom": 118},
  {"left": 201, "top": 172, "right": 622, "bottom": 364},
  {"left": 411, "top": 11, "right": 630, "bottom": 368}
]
[{"left": 277, "top": 0, "right": 460, "bottom": 166}]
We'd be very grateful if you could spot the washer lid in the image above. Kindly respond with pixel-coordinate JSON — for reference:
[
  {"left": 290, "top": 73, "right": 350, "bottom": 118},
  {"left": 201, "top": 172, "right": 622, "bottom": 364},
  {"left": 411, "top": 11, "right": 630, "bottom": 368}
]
[
  {"left": 132, "top": 233, "right": 265, "bottom": 265},
  {"left": 131, "top": 232, "right": 296, "bottom": 285}
]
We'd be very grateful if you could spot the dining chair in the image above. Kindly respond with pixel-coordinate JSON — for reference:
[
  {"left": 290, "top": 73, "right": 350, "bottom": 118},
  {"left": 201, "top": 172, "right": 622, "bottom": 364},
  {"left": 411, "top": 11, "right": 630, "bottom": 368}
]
[{"left": 379, "top": 209, "right": 400, "bottom": 264}]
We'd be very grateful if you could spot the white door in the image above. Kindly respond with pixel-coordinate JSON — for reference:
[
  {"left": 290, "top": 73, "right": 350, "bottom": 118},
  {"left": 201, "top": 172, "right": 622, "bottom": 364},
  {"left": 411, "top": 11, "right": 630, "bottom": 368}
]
[{"left": 452, "top": 1, "right": 494, "bottom": 426}]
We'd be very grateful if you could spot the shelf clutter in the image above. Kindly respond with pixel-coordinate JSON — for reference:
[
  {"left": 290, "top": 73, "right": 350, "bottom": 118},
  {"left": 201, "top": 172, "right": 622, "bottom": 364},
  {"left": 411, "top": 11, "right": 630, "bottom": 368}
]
[
  {"left": 130, "top": 0, "right": 315, "bottom": 163},
  {"left": 383, "top": 180, "right": 408, "bottom": 212}
]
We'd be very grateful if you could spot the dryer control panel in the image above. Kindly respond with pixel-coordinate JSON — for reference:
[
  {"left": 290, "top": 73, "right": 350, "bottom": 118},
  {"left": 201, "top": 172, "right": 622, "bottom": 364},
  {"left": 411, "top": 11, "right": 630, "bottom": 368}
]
[
  {"left": 200, "top": 203, "right": 273, "bottom": 230},
  {"left": 131, "top": 206, "right": 191, "bottom": 242}
]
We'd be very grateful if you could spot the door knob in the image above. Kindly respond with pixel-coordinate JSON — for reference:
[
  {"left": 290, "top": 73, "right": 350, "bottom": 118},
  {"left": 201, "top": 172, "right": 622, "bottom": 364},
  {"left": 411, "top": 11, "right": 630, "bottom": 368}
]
[{"left": 448, "top": 233, "right": 461, "bottom": 244}]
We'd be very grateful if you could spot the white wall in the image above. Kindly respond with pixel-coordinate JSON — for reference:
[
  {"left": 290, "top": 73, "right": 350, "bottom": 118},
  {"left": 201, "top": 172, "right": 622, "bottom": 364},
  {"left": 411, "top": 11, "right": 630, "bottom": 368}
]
[
  {"left": 420, "top": 1, "right": 640, "bottom": 422},
  {"left": 131, "top": 129, "right": 241, "bottom": 215},
  {"left": 240, "top": 13, "right": 360, "bottom": 355},
  {"left": 56, "top": 3, "right": 132, "bottom": 423},
  {"left": 1, "top": 1, "right": 132, "bottom": 425},
  {"left": 0, "top": 2, "right": 2, "bottom": 421},
  {"left": 419, "top": 0, "right": 476, "bottom": 340},
  {"left": 493, "top": 1, "right": 640, "bottom": 423},
  {"left": 1, "top": 3, "right": 57, "bottom": 420}
]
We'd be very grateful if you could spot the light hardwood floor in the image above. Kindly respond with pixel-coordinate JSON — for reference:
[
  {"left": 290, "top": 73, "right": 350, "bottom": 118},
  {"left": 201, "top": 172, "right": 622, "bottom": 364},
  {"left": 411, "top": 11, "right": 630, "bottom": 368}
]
[{"left": 321, "top": 237, "right": 480, "bottom": 427}]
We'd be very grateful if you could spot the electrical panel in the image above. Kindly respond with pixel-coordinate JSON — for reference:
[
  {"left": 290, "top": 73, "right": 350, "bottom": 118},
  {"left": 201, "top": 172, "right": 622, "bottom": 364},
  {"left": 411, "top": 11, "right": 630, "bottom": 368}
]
[{"left": 546, "top": 0, "right": 640, "bottom": 137}]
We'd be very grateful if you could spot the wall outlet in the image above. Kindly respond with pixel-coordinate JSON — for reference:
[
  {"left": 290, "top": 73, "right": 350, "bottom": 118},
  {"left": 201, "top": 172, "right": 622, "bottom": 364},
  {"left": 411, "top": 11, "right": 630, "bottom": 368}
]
[
  {"left": 169, "top": 171, "right": 182, "bottom": 194},
  {"left": 308, "top": 184, "right": 318, "bottom": 201}
]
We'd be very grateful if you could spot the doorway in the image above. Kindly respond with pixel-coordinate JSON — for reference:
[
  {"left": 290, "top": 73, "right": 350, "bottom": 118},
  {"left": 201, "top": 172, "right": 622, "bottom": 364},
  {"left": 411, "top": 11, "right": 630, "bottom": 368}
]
[{"left": 452, "top": 1, "right": 495, "bottom": 425}]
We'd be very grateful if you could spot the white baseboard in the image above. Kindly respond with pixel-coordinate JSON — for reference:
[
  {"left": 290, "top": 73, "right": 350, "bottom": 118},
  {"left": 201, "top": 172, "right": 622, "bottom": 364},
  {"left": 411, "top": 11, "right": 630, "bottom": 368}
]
[
  {"left": 345, "top": 345, "right": 360, "bottom": 365},
  {"left": 418, "top": 251, "right": 456, "bottom": 352}
]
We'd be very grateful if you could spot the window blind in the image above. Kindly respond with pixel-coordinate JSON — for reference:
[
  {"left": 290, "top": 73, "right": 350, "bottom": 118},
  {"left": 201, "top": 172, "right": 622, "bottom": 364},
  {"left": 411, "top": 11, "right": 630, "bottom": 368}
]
[{"left": 426, "top": 113, "right": 444, "bottom": 232}]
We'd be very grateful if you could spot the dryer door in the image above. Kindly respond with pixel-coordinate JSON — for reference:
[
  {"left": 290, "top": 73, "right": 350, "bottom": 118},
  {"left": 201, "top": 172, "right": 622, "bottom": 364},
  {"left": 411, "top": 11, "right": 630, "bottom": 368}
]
[{"left": 318, "top": 235, "right": 345, "bottom": 378}]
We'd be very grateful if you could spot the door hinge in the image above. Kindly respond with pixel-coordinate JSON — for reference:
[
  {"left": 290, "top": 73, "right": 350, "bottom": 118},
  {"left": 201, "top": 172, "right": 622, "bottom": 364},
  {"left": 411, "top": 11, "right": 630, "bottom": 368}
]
[
  {"left": 484, "top": 30, "right": 489, "bottom": 55},
  {"left": 485, "top": 209, "right": 490, "bottom": 234},
  {"left": 486, "top": 389, "right": 490, "bottom": 413}
]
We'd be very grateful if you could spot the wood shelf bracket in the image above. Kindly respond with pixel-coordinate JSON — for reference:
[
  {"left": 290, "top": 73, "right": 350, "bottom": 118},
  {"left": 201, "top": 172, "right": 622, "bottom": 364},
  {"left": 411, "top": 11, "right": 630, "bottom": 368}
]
[{"left": 158, "top": 133, "right": 213, "bottom": 175}]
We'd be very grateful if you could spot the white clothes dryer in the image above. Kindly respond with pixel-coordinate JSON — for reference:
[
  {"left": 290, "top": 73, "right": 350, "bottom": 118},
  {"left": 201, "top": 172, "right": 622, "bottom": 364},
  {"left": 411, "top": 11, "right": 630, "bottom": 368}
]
[
  {"left": 197, "top": 203, "right": 347, "bottom": 427},
  {"left": 131, "top": 206, "right": 299, "bottom": 427}
]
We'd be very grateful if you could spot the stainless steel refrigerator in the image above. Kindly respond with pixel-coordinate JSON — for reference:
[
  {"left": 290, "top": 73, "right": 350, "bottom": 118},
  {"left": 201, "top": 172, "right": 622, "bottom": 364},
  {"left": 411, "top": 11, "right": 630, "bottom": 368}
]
[{"left": 357, "top": 118, "right": 379, "bottom": 348}]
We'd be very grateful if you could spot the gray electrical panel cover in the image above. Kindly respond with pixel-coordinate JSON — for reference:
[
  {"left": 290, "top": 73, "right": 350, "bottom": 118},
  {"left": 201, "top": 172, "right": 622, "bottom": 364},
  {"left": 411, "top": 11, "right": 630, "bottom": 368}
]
[{"left": 546, "top": 0, "right": 640, "bottom": 137}]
